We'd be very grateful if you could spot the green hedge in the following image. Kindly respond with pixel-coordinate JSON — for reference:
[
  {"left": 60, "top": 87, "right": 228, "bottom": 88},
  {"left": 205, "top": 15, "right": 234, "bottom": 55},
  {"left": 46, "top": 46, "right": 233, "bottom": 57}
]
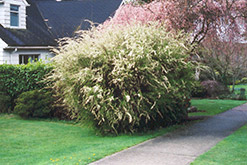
[{"left": 0, "top": 61, "right": 53, "bottom": 111}]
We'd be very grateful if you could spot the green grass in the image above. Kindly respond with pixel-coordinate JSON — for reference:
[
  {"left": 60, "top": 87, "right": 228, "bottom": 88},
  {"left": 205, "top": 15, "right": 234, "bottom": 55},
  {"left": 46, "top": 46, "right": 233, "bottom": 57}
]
[
  {"left": 229, "top": 84, "right": 247, "bottom": 95},
  {"left": 1, "top": 99, "right": 246, "bottom": 165},
  {"left": 190, "top": 99, "right": 246, "bottom": 116},
  {"left": 191, "top": 124, "right": 247, "bottom": 165},
  {"left": 0, "top": 114, "right": 180, "bottom": 165}
]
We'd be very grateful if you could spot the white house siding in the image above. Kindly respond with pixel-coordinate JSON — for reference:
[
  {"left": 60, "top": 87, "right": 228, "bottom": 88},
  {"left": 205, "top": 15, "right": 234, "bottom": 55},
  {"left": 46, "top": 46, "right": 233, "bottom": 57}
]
[
  {"left": 0, "top": 2, "right": 6, "bottom": 26},
  {"left": 0, "top": 45, "right": 54, "bottom": 64},
  {"left": 4, "top": 49, "right": 54, "bottom": 64},
  {"left": 0, "top": 0, "right": 29, "bottom": 29},
  {"left": 0, "top": 38, "right": 9, "bottom": 64}
]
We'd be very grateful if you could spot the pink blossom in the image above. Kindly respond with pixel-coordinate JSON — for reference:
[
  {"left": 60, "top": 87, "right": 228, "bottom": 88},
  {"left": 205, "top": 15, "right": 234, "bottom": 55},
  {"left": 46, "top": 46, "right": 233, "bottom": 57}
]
[{"left": 104, "top": 0, "right": 247, "bottom": 44}]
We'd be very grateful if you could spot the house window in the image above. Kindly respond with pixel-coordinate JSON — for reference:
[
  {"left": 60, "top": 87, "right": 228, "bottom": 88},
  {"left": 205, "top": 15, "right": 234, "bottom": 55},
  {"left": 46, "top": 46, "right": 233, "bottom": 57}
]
[
  {"left": 19, "top": 55, "right": 39, "bottom": 64},
  {"left": 10, "top": 4, "right": 19, "bottom": 27}
]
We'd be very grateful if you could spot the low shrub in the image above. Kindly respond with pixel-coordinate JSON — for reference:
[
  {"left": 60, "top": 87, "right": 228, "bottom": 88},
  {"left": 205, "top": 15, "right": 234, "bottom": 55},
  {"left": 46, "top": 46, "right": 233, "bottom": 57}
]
[
  {"left": 49, "top": 23, "right": 198, "bottom": 134},
  {"left": 201, "top": 80, "right": 229, "bottom": 98},
  {"left": 0, "top": 92, "right": 12, "bottom": 113},
  {"left": 218, "top": 93, "right": 246, "bottom": 100},
  {"left": 191, "top": 81, "right": 207, "bottom": 98},
  {"left": 14, "top": 89, "right": 54, "bottom": 118}
]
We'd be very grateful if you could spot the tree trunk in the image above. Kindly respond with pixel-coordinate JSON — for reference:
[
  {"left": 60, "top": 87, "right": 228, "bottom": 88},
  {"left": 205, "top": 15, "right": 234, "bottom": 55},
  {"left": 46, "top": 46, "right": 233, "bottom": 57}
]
[{"left": 232, "top": 77, "right": 236, "bottom": 93}]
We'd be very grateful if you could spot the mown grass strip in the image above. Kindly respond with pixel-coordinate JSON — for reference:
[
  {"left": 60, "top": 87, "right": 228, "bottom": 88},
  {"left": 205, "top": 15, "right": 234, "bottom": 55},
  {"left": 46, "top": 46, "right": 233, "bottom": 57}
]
[
  {"left": 190, "top": 99, "right": 246, "bottom": 116},
  {"left": 191, "top": 124, "right": 247, "bottom": 165}
]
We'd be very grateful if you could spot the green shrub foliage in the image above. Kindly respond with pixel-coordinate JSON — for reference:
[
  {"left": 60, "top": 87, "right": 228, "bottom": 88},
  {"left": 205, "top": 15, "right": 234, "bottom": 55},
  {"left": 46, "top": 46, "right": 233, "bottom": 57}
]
[
  {"left": 49, "top": 23, "right": 198, "bottom": 134},
  {"left": 191, "top": 81, "right": 207, "bottom": 98},
  {"left": 14, "top": 89, "right": 54, "bottom": 118},
  {"left": 239, "top": 77, "right": 247, "bottom": 85},
  {"left": 0, "top": 61, "right": 53, "bottom": 111},
  {"left": 0, "top": 91, "right": 12, "bottom": 113}
]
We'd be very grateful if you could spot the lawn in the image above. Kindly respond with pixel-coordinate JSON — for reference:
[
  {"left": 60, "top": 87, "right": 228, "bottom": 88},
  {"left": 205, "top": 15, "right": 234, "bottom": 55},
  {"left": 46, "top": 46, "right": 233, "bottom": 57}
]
[
  {"left": 191, "top": 124, "right": 247, "bottom": 165},
  {"left": 0, "top": 114, "right": 180, "bottom": 165},
  {"left": 190, "top": 99, "right": 246, "bottom": 116},
  {"left": 229, "top": 84, "right": 247, "bottom": 95},
  {"left": 0, "top": 99, "right": 246, "bottom": 165}
]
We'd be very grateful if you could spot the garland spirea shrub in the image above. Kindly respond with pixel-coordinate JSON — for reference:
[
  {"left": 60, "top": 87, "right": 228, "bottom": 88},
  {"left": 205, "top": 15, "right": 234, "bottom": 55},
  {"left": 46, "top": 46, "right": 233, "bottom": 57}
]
[
  {"left": 49, "top": 23, "right": 198, "bottom": 134},
  {"left": 0, "top": 61, "right": 53, "bottom": 111}
]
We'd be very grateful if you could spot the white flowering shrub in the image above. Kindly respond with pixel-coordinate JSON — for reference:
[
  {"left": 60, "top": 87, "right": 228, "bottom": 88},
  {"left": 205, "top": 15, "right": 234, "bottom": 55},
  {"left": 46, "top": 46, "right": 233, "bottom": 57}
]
[{"left": 49, "top": 23, "right": 197, "bottom": 134}]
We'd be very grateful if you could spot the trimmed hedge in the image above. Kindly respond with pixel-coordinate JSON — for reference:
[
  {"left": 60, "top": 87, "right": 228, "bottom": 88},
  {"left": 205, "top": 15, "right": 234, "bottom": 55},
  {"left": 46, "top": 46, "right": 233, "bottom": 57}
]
[
  {"left": 0, "top": 61, "right": 53, "bottom": 111},
  {"left": 49, "top": 23, "right": 198, "bottom": 134}
]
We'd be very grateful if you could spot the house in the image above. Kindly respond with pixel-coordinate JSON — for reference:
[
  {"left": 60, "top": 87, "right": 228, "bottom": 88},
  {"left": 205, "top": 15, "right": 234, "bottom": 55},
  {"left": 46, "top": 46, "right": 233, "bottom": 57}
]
[{"left": 0, "top": 0, "right": 123, "bottom": 64}]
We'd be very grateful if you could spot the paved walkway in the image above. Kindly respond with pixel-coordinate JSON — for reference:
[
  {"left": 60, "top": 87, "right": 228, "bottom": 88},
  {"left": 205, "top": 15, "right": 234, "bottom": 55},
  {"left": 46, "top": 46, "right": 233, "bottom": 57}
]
[{"left": 91, "top": 104, "right": 247, "bottom": 165}]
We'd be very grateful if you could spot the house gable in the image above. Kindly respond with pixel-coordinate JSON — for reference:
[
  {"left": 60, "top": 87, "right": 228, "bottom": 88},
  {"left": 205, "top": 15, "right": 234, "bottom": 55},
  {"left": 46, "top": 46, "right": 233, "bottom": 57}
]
[
  {"left": 0, "top": 0, "right": 29, "bottom": 29},
  {"left": 0, "top": 0, "right": 123, "bottom": 64}
]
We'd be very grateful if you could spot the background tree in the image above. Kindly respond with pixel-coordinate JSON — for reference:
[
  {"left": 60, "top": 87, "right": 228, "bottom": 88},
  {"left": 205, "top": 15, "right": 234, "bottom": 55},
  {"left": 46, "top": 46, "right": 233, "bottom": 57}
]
[{"left": 202, "top": 31, "right": 247, "bottom": 91}]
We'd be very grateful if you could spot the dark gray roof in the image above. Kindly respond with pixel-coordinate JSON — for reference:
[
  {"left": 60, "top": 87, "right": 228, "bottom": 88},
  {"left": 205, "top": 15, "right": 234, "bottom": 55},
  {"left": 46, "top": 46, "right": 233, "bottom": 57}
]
[
  {"left": 0, "top": 0, "right": 56, "bottom": 46},
  {"left": 0, "top": 0, "right": 122, "bottom": 46}
]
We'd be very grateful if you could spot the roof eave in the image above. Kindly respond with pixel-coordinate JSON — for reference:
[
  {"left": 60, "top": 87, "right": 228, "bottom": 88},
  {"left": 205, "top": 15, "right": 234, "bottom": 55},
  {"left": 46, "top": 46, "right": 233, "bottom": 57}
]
[
  {"left": 3, "top": 46, "right": 55, "bottom": 51},
  {"left": 22, "top": 0, "right": 30, "bottom": 6}
]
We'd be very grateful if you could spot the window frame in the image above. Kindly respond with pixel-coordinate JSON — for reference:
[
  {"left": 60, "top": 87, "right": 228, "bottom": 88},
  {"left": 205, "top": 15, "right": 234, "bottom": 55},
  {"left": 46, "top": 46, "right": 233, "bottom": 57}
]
[
  {"left": 19, "top": 54, "right": 40, "bottom": 64},
  {"left": 10, "top": 4, "right": 20, "bottom": 27}
]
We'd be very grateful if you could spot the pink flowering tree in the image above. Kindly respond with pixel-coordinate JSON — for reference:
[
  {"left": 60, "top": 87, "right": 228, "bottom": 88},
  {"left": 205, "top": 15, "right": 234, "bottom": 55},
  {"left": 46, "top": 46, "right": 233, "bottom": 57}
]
[{"left": 105, "top": 0, "right": 247, "bottom": 44}]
